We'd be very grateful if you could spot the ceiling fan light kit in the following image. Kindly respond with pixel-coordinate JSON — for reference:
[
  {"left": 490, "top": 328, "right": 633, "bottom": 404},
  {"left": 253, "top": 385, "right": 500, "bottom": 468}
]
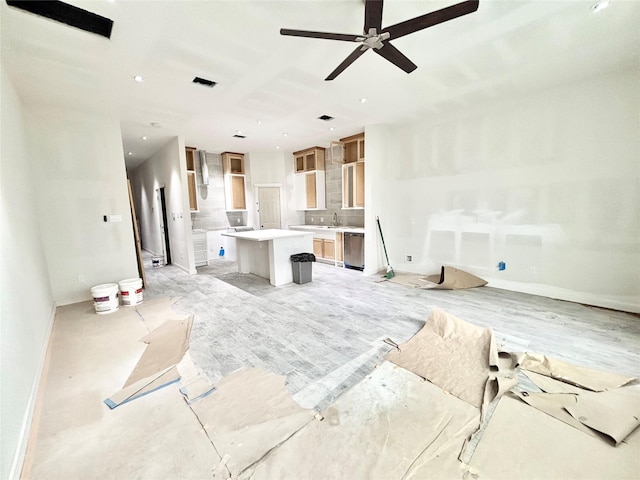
[{"left": 281, "top": 0, "right": 480, "bottom": 81}]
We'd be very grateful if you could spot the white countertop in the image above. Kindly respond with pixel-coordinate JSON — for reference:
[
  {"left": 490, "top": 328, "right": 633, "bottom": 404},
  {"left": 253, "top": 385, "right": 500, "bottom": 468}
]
[
  {"left": 289, "top": 225, "right": 365, "bottom": 234},
  {"left": 222, "top": 228, "right": 313, "bottom": 242}
]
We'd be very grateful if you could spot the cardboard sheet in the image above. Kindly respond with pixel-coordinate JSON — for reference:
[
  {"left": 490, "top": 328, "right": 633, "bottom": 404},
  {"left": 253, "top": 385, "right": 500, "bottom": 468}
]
[
  {"left": 242, "top": 362, "right": 480, "bottom": 480},
  {"left": 565, "top": 385, "right": 640, "bottom": 445},
  {"left": 424, "top": 266, "right": 488, "bottom": 290},
  {"left": 385, "top": 309, "right": 510, "bottom": 408},
  {"left": 104, "top": 317, "right": 193, "bottom": 408},
  {"left": 519, "top": 362, "right": 640, "bottom": 444},
  {"left": 189, "top": 368, "right": 315, "bottom": 477},
  {"left": 468, "top": 394, "right": 640, "bottom": 479},
  {"left": 134, "top": 296, "right": 184, "bottom": 331},
  {"left": 382, "top": 266, "right": 487, "bottom": 290},
  {"left": 516, "top": 352, "right": 635, "bottom": 391},
  {"left": 177, "top": 352, "right": 216, "bottom": 404}
]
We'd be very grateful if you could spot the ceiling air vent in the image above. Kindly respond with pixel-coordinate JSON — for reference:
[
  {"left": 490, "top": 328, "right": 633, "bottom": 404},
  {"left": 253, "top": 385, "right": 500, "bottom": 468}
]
[
  {"left": 6, "top": 0, "right": 114, "bottom": 38},
  {"left": 192, "top": 77, "right": 217, "bottom": 88},
  {"left": 233, "top": 134, "right": 246, "bottom": 139},
  {"left": 318, "top": 115, "right": 334, "bottom": 121}
]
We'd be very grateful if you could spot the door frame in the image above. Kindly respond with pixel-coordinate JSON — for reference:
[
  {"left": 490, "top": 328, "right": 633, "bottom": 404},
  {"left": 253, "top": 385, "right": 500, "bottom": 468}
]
[
  {"left": 157, "top": 186, "right": 172, "bottom": 265},
  {"left": 254, "top": 183, "right": 283, "bottom": 230}
]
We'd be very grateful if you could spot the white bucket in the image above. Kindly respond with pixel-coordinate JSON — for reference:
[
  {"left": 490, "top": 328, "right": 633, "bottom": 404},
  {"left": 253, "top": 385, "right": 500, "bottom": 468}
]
[
  {"left": 152, "top": 255, "right": 164, "bottom": 268},
  {"left": 91, "top": 283, "right": 119, "bottom": 314},
  {"left": 119, "top": 278, "right": 143, "bottom": 306}
]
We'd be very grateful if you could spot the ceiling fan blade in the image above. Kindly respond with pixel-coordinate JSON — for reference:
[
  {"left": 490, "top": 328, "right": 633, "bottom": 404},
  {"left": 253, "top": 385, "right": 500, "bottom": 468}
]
[
  {"left": 373, "top": 42, "right": 417, "bottom": 74},
  {"left": 280, "top": 29, "right": 363, "bottom": 42},
  {"left": 325, "top": 46, "right": 368, "bottom": 81},
  {"left": 382, "top": 0, "right": 479, "bottom": 40},
  {"left": 364, "top": 0, "right": 383, "bottom": 33}
]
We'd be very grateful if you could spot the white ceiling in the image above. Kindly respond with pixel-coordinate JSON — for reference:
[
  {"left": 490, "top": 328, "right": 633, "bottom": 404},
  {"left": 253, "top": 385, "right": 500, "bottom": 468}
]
[{"left": 2, "top": 0, "right": 638, "bottom": 169}]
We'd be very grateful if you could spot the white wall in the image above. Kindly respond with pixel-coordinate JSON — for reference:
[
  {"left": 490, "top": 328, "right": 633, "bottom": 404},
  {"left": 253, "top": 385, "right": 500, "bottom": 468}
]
[
  {"left": 130, "top": 137, "right": 195, "bottom": 274},
  {"left": 366, "top": 67, "right": 639, "bottom": 312},
  {"left": 1, "top": 70, "right": 55, "bottom": 480},
  {"left": 251, "top": 150, "right": 305, "bottom": 228},
  {"left": 25, "top": 107, "right": 138, "bottom": 304}
]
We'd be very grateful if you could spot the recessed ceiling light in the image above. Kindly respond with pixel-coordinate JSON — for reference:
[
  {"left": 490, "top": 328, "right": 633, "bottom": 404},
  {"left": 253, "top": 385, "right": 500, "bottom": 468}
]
[
  {"left": 133, "top": 75, "right": 144, "bottom": 82},
  {"left": 127, "top": 152, "right": 133, "bottom": 155},
  {"left": 329, "top": 127, "right": 335, "bottom": 132},
  {"left": 283, "top": 133, "right": 288, "bottom": 137},
  {"left": 591, "top": 0, "right": 610, "bottom": 13},
  {"left": 359, "top": 97, "right": 368, "bottom": 104},
  {"left": 141, "top": 136, "right": 148, "bottom": 140},
  {"left": 276, "top": 146, "right": 281, "bottom": 150},
  {"left": 257, "top": 120, "right": 262, "bottom": 125}
]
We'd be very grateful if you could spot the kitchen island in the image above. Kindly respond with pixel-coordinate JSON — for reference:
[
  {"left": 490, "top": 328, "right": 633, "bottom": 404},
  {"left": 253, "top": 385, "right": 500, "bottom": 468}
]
[{"left": 221, "top": 229, "right": 314, "bottom": 286}]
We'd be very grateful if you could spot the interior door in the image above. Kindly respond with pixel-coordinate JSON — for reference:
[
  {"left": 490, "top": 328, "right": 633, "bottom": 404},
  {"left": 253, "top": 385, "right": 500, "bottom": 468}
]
[{"left": 257, "top": 187, "right": 281, "bottom": 229}]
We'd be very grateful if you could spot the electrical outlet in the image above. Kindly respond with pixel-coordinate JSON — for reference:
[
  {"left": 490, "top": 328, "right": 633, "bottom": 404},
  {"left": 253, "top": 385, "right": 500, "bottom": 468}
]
[
  {"left": 405, "top": 254, "right": 413, "bottom": 263},
  {"left": 320, "top": 217, "right": 324, "bottom": 223},
  {"left": 529, "top": 266, "right": 537, "bottom": 275},
  {"left": 77, "top": 275, "right": 85, "bottom": 283}
]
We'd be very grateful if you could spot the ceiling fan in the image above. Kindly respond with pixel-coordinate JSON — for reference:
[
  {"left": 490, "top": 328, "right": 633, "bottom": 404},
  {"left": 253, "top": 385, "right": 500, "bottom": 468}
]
[{"left": 280, "top": 0, "right": 479, "bottom": 81}]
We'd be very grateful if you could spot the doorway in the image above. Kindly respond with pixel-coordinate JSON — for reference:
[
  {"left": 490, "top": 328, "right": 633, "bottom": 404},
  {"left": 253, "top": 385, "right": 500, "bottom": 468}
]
[
  {"left": 257, "top": 186, "right": 281, "bottom": 229},
  {"left": 158, "top": 187, "right": 172, "bottom": 265}
]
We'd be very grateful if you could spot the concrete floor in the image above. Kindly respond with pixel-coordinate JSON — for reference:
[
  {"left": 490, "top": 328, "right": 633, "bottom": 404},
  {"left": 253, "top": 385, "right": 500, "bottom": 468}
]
[{"left": 21, "top": 257, "right": 640, "bottom": 479}]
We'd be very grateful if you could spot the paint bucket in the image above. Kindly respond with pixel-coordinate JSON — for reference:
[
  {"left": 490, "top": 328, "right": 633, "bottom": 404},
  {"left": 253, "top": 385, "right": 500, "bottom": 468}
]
[
  {"left": 119, "top": 278, "right": 143, "bottom": 306},
  {"left": 90, "top": 283, "right": 119, "bottom": 314},
  {"left": 152, "top": 255, "right": 164, "bottom": 268}
]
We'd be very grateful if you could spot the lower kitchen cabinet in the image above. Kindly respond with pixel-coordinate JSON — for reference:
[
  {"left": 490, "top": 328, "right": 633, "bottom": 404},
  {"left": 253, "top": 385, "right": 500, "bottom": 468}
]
[{"left": 313, "top": 237, "right": 335, "bottom": 261}]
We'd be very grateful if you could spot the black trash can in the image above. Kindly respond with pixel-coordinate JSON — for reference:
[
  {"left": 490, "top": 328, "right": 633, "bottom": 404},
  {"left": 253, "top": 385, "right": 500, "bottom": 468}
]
[{"left": 290, "top": 253, "right": 315, "bottom": 284}]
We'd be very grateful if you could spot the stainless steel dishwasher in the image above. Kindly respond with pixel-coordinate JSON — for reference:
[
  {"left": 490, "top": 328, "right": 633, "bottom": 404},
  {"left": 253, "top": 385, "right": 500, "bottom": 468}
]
[{"left": 344, "top": 232, "right": 364, "bottom": 271}]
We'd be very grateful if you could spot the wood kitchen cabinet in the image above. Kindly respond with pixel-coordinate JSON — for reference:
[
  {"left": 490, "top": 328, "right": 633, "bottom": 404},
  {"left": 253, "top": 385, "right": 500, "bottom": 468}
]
[
  {"left": 294, "top": 147, "right": 325, "bottom": 173},
  {"left": 222, "top": 152, "right": 244, "bottom": 174},
  {"left": 313, "top": 237, "right": 335, "bottom": 261},
  {"left": 222, "top": 151, "right": 247, "bottom": 210},
  {"left": 343, "top": 161, "right": 364, "bottom": 209},
  {"left": 340, "top": 133, "right": 365, "bottom": 164},
  {"left": 294, "top": 147, "right": 326, "bottom": 210},
  {"left": 185, "top": 146, "right": 198, "bottom": 211}
]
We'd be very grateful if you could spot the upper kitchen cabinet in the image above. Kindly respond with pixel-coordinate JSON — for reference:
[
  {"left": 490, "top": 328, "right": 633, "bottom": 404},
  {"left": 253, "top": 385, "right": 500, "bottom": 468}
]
[
  {"left": 185, "top": 146, "right": 198, "bottom": 212},
  {"left": 294, "top": 147, "right": 325, "bottom": 173},
  {"left": 340, "top": 133, "right": 365, "bottom": 163},
  {"left": 222, "top": 151, "right": 247, "bottom": 211},
  {"left": 339, "top": 133, "right": 364, "bottom": 209},
  {"left": 222, "top": 152, "right": 244, "bottom": 174},
  {"left": 343, "top": 161, "right": 364, "bottom": 209},
  {"left": 293, "top": 147, "right": 326, "bottom": 210}
]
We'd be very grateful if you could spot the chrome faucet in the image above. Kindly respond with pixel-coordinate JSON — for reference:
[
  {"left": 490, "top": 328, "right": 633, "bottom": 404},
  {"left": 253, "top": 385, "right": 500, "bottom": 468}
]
[{"left": 332, "top": 212, "right": 338, "bottom": 226}]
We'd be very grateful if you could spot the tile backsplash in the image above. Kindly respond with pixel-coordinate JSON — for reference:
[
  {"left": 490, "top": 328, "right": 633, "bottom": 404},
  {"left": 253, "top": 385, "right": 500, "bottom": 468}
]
[{"left": 304, "top": 159, "right": 364, "bottom": 227}]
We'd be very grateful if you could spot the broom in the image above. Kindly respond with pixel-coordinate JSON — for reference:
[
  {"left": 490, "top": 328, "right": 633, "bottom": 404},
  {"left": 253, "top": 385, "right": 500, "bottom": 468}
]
[{"left": 376, "top": 216, "right": 395, "bottom": 279}]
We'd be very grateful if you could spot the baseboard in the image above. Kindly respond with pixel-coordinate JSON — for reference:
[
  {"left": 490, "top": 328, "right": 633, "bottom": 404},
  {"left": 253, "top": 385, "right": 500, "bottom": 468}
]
[
  {"left": 486, "top": 278, "right": 640, "bottom": 314},
  {"left": 9, "top": 301, "right": 56, "bottom": 480}
]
